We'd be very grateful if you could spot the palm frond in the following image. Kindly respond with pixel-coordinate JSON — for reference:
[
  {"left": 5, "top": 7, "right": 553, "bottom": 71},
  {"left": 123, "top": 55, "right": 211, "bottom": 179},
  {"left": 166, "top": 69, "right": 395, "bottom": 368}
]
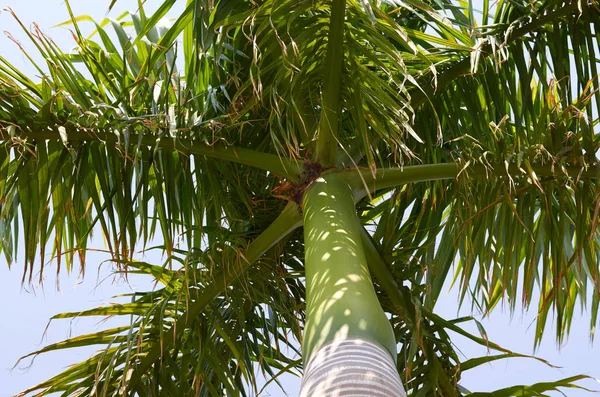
[
  {"left": 2, "top": 0, "right": 600, "bottom": 395},
  {"left": 16, "top": 200, "right": 303, "bottom": 396},
  {"left": 0, "top": 3, "right": 302, "bottom": 278}
]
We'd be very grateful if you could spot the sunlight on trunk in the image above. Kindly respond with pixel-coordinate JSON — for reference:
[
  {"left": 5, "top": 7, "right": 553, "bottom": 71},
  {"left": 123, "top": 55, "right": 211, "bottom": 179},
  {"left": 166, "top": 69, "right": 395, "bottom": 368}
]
[{"left": 301, "top": 174, "right": 405, "bottom": 396}]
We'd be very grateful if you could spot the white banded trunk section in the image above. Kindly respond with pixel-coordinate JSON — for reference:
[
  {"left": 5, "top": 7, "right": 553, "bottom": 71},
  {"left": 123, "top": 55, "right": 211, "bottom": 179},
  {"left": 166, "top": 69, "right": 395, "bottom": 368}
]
[{"left": 299, "top": 339, "right": 407, "bottom": 397}]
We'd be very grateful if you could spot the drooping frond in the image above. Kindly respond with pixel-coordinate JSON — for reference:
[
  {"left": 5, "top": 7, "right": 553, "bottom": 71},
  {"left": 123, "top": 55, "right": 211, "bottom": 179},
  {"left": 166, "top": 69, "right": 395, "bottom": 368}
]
[
  {"left": 404, "top": 0, "right": 600, "bottom": 345},
  {"left": 2, "top": 0, "right": 600, "bottom": 395},
  {"left": 0, "top": 4, "right": 303, "bottom": 279},
  {"left": 16, "top": 230, "right": 591, "bottom": 396},
  {"left": 15, "top": 247, "right": 305, "bottom": 396}
]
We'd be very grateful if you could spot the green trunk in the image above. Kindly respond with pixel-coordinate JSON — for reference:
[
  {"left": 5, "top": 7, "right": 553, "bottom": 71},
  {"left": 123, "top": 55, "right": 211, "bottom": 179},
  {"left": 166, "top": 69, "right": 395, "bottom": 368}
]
[{"left": 302, "top": 172, "right": 397, "bottom": 362}]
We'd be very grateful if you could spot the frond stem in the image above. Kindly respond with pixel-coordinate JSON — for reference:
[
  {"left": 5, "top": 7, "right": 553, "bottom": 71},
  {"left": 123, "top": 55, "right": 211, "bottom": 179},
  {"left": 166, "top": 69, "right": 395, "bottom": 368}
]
[
  {"left": 314, "top": 0, "right": 346, "bottom": 167},
  {"left": 2, "top": 128, "right": 304, "bottom": 180},
  {"left": 342, "top": 163, "right": 599, "bottom": 200},
  {"left": 359, "top": 224, "right": 415, "bottom": 327}
]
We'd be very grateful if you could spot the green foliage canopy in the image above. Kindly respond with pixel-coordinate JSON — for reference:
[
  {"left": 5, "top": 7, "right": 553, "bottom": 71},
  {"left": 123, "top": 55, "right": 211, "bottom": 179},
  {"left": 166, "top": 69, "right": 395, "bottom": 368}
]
[{"left": 1, "top": 0, "right": 599, "bottom": 395}]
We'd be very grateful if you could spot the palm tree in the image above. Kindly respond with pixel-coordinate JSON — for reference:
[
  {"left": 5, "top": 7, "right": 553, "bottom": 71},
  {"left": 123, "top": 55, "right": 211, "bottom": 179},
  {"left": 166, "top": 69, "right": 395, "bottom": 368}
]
[{"left": 1, "top": 0, "right": 599, "bottom": 395}]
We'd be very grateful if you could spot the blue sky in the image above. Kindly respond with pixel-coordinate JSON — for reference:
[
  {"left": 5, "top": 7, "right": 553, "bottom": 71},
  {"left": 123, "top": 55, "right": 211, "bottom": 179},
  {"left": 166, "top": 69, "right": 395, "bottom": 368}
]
[{"left": 0, "top": 1, "right": 598, "bottom": 396}]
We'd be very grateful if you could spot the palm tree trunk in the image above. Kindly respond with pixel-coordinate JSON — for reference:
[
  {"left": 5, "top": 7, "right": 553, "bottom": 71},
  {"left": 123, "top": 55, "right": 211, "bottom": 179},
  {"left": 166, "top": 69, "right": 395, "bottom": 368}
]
[{"left": 300, "top": 174, "right": 406, "bottom": 396}]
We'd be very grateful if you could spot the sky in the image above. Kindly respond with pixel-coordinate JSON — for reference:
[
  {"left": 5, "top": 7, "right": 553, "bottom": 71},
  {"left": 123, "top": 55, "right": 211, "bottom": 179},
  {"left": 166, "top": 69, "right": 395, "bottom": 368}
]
[{"left": 0, "top": 1, "right": 599, "bottom": 396}]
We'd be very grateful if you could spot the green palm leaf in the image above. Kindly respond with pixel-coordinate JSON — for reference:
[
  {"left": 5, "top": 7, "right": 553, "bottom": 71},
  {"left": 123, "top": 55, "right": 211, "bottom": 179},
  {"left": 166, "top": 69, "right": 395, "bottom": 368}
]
[{"left": 2, "top": 0, "right": 600, "bottom": 395}]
